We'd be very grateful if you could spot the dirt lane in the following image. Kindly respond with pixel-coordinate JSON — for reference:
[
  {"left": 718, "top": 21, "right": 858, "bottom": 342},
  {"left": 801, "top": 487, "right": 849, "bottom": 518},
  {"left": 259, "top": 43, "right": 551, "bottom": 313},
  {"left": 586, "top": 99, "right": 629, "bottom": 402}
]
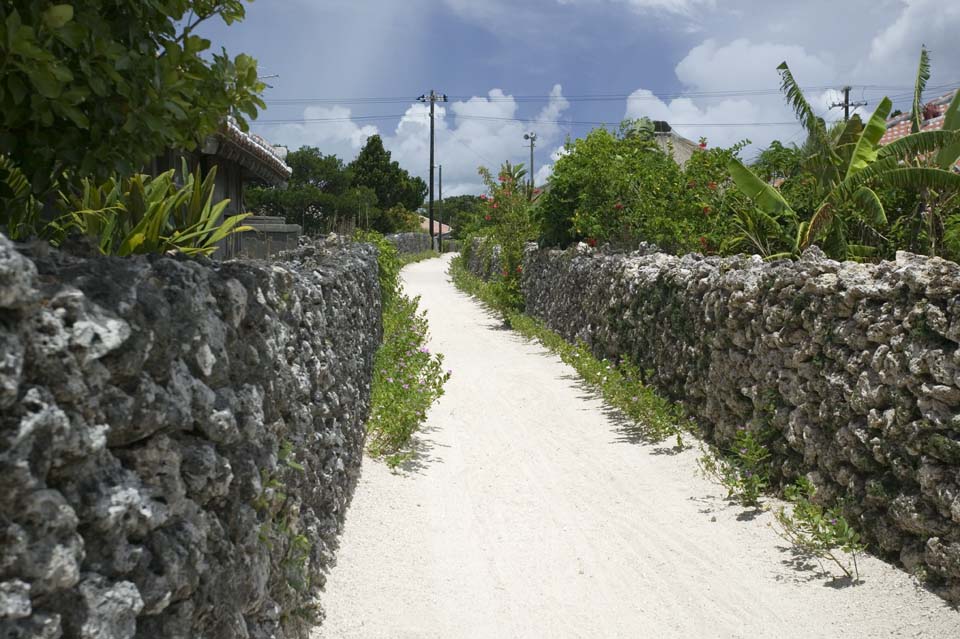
[{"left": 314, "top": 254, "right": 960, "bottom": 639}]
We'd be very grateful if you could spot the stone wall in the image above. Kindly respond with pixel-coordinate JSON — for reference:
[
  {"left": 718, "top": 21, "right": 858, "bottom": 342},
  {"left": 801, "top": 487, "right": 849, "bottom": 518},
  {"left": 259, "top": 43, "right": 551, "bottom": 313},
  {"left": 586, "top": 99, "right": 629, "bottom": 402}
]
[
  {"left": 464, "top": 237, "right": 502, "bottom": 281},
  {"left": 0, "top": 234, "right": 382, "bottom": 638},
  {"left": 385, "top": 232, "right": 431, "bottom": 255},
  {"left": 518, "top": 243, "right": 960, "bottom": 599}
]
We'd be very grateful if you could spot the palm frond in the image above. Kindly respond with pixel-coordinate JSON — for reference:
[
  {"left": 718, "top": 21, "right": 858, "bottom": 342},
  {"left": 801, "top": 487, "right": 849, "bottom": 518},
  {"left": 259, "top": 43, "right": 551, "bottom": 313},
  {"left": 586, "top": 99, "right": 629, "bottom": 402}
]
[
  {"left": 778, "top": 62, "right": 832, "bottom": 153},
  {"left": 911, "top": 46, "right": 931, "bottom": 134},
  {"left": 802, "top": 200, "right": 835, "bottom": 249}
]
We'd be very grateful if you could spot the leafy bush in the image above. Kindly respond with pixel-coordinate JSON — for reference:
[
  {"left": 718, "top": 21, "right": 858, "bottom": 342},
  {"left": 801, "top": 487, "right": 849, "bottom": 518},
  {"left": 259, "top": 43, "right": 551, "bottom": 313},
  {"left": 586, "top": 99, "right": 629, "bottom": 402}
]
[
  {"left": 536, "top": 121, "right": 744, "bottom": 254},
  {"left": 0, "top": 1, "right": 264, "bottom": 196},
  {"left": 52, "top": 161, "right": 251, "bottom": 256},
  {"left": 728, "top": 50, "right": 960, "bottom": 262}
]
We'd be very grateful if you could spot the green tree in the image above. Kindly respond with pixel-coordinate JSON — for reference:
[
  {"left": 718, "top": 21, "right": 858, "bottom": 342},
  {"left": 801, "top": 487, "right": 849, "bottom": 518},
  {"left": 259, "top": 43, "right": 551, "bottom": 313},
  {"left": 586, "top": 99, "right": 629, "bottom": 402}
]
[
  {"left": 537, "top": 121, "right": 740, "bottom": 253},
  {"left": 348, "top": 135, "right": 427, "bottom": 211},
  {"left": 286, "top": 146, "right": 353, "bottom": 193},
  {"left": 0, "top": 1, "right": 264, "bottom": 196},
  {"left": 440, "top": 194, "right": 483, "bottom": 238}
]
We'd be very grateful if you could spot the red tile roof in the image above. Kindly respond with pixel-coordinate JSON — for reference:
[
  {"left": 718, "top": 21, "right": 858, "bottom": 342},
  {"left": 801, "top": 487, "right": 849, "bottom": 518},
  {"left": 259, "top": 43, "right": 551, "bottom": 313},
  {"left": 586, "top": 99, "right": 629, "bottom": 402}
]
[
  {"left": 879, "top": 89, "right": 955, "bottom": 147},
  {"left": 419, "top": 215, "right": 452, "bottom": 235}
]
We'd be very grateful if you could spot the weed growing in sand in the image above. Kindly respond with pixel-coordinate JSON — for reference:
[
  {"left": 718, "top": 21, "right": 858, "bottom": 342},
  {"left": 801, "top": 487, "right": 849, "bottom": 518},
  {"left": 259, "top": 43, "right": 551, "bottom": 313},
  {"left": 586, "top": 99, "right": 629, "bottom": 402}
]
[
  {"left": 775, "top": 478, "right": 865, "bottom": 580},
  {"left": 698, "top": 428, "right": 770, "bottom": 507}
]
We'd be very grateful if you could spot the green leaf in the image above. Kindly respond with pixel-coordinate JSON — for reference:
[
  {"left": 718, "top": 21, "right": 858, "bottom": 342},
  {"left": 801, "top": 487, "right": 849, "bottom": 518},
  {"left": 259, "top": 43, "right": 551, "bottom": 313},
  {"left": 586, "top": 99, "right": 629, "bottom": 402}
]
[
  {"left": 874, "top": 167, "right": 960, "bottom": 192},
  {"left": 879, "top": 129, "right": 960, "bottom": 161},
  {"left": 851, "top": 186, "right": 886, "bottom": 226},
  {"left": 845, "top": 97, "right": 892, "bottom": 180},
  {"left": 911, "top": 46, "right": 930, "bottom": 135},
  {"left": 727, "top": 157, "right": 796, "bottom": 216},
  {"left": 42, "top": 5, "right": 75, "bottom": 30},
  {"left": 7, "top": 75, "right": 27, "bottom": 105},
  {"left": 28, "top": 67, "right": 63, "bottom": 98},
  {"left": 935, "top": 90, "right": 960, "bottom": 170}
]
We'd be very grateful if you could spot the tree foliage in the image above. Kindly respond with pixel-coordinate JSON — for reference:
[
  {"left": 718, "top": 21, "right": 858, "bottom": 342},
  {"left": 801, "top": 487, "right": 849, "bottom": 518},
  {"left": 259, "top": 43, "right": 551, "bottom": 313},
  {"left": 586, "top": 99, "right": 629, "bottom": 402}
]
[
  {"left": 245, "top": 142, "right": 422, "bottom": 236},
  {"left": 348, "top": 135, "right": 427, "bottom": 212},
  {"left": 0, "top": 1, "right": 265, "bottom": 195},
  {"left": 537, "top": 122, "right": 743, "bottom": 254}
]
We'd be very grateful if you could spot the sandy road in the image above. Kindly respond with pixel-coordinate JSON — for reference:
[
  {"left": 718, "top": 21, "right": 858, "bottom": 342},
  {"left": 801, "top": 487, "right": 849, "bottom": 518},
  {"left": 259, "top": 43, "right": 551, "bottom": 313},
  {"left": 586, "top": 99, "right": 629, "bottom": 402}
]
[{"left": 314, "top": 254, "right": 960, "bottom": 639}]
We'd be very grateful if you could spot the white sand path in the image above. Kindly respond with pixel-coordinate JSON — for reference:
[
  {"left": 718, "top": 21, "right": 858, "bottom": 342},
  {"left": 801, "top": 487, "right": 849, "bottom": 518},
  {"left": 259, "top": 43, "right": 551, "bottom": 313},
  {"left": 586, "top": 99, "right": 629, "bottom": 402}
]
[{"left": 314, "top": 254, "right": 960, "bottom": 639}]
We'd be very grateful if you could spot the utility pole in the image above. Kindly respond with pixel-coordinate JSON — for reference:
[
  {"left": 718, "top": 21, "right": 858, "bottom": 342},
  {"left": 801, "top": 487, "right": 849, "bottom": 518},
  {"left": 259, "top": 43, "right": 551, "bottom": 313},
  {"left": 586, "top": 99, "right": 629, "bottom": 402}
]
[
  {"left": 524, "top": 132, "right": 537, "bottom": 195},
  {"left": 830, "top": 86, "right": 867, "bottom": 121},
  {"left": 438, "top": 164, "right": 443, "bottom": 254},
  {"left": 418, "top": 90, "right": 448, "bottom": 251}
]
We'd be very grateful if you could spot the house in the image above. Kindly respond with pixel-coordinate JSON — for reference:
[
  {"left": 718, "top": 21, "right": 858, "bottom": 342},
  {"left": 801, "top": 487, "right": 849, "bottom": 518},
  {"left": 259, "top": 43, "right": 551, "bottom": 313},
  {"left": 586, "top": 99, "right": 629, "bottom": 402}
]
[
  {"left": 419, "top": 215, "right": 452, "bottom": 237},
  {"left": 151, "top": 118, "right": 299, "bottom": 259},
  {"left": 652, "top": 121, "right": 700, "bottom": 167},
  {"left": 879, "top": 88, "right": 959, "bottom": 170}
]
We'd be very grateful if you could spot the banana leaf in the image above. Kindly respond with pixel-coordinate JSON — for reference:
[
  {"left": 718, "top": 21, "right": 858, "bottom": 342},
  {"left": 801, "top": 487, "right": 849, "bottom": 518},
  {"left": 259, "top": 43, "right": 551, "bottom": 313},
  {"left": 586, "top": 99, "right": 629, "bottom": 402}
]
[
  {"left": 845, "top": 97, "right": 892, "bottom": 180},
  {"left": 936, "top": 89, "right": 960, "bottom": 170}
]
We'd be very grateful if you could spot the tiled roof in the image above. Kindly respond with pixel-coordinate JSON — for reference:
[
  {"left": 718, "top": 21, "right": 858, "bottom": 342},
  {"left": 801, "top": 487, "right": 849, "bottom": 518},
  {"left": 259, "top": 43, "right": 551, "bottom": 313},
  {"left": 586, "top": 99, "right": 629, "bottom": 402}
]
[
  {"left": 419, "top": 215, "right": 452, "bottom": 235},
  {"left": 879, "top": 89, "right": 955, "bottom": 146},
  {"left": 219, "top": 118, "right": 293, "bottom": 185}
]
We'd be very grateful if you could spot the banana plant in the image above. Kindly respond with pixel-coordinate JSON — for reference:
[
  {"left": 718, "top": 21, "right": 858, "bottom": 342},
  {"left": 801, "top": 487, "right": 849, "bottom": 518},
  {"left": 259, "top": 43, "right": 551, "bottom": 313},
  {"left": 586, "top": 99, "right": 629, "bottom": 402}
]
[{"left": 728, "top": 52, "right": 960, "bottom": 261}]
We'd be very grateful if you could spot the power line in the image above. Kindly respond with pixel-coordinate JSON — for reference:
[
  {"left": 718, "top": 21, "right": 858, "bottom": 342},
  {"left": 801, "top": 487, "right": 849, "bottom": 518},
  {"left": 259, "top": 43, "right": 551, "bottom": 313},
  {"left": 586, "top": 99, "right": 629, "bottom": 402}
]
[
  {"left": 260, "top": 82, "right": 960, "bottom": 107},
  {"left": 251, "top": 114, "right": 803, "bottom": 128}
]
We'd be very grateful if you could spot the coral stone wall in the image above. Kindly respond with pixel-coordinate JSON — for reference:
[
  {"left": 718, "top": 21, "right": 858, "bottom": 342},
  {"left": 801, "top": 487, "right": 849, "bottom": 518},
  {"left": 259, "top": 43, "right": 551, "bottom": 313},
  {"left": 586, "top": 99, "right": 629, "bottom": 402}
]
[
  {"left": 516, "top": 243, "right": 960, "bottom": 599},
  {"left": 0, "top": 234, "right": 381, "bottom": 638},
  {"left": 385, "top": 232, "right": 431, "bottom": 255}
]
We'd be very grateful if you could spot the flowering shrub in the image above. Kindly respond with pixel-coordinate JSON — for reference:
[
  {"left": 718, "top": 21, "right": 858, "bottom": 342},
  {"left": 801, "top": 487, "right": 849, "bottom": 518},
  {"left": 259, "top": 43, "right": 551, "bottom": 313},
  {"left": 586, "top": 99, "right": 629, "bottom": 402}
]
[
  {"left": 355, "top": 231, "right": 450, "bottom": 467},
  {"left": 536, "top": 121, "right": 747, "bottom": 253},
  {"left": 473, "top": 161, "right": 539, "bottom": 314}
]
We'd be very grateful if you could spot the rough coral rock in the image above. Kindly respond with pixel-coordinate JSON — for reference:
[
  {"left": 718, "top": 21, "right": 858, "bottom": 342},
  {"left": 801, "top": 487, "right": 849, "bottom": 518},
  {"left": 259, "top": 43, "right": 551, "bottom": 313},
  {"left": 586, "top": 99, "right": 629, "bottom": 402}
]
[{"left": 0, "top": 234, "right": 381, "bottom": 637}]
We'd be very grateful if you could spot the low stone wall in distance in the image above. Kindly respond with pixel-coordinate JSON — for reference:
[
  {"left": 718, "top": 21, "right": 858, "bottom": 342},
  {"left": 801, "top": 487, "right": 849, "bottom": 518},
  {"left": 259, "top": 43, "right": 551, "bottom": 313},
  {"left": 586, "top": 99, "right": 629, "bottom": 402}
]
[
  {"left": 0, "top": 234, "right": 381, "bottom": 638},
  {"left": 385, "top": 232, "right": 431, "bottom": 255},
  {"left": 520, "top": 243, "right": 960, "bottom": 600}
]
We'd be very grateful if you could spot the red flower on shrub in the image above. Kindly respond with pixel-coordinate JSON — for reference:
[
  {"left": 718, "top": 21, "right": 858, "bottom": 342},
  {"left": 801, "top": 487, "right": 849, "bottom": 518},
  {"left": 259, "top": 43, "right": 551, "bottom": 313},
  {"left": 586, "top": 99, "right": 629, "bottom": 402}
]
[
  {"left": 698, "top": 141, "right": 707, "bottom": 149},
  {"left": 484, "top": 214, "right": 491, "bottom": 221},
  {"left": 502, "top": 269, "right": 509, "bottom": 277},
  {"left": 702, "top": 205, "right": 712, "bottom": 215},
  {"left": 492, "top": 203, "right": 499, "bottom": 209},
  {"left": 586, "top": 237, "right": 597, "bottom": 247},
  {"left": 699, "top": 236, "right": 709, "bottom": 250},
  {"left": 480, "top": 194, "right": 488, "bottom": 201},
  {"left": 516, "top": 265, "right": 522, "bottom": 273},
  {"left": 708, "top": 181, "right": 718, "bottom": 190},
  {"left": 614, "top": 202, "right": 624, "bottom": 210}
]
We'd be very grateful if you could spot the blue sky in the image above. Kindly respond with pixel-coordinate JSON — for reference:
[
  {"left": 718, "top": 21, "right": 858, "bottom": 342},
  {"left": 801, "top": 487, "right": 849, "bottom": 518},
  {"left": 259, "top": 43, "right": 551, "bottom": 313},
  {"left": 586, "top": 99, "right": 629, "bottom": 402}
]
[{"left": 201, "top": 0, "right": 960, "bottom": 195}]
